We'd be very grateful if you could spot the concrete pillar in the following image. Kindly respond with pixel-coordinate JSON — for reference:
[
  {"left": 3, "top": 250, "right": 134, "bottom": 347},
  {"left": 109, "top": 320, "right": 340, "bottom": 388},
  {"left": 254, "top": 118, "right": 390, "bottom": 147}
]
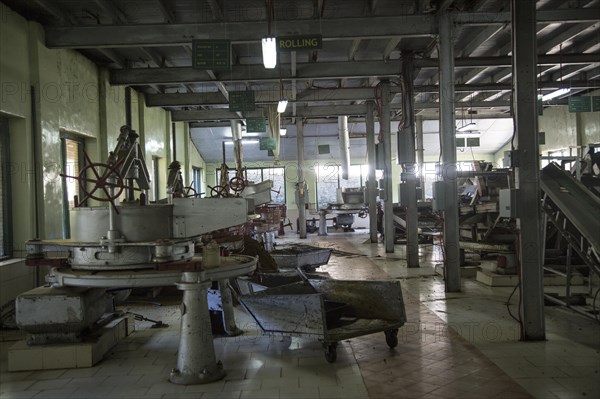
[
  {"left": 366, "top": 101, "right": 378, "bottom": 243},
  {"left": 512, "top": 0, "right": 546, "bottom": 341},
  {"left": 381, "top": 81, "right": 395, "bottom": 253},
  {"left": 296, "top": 119, "right": 307, "bottom": 239},
  {"left": 170, "top": 272, "right": 226, "bottom": 385},
  {"left": 439, "top": 13, "right": 461, "bottom": 292}
]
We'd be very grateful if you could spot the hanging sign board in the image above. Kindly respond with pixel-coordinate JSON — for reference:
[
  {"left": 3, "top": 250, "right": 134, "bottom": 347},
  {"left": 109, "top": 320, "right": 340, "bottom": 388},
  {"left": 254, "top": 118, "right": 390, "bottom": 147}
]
[
  {"left": 229, "top": 91, "right": 256, "bottom": 112},
  {"left": 260, "top": 137, "right": 276, "bottom": 151},
  {"left": 568, "top": 96, "right": 592, "bottom": 113},
  {"left": 278, "top": 35, "right": 323, "bottom": 51},
  {"left": 246, "top": 117, "right": 266, "bottom": 132},
  {"left": 191, "top": 40, "right": 230, "bottom": 69},
  {"left": 592, "top": 96, "right": 600, "bottom": 112}
]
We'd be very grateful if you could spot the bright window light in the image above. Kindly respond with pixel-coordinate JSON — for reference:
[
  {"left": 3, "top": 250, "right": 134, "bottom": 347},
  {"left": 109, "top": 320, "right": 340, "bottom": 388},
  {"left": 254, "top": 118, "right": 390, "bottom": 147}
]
[
  {"left": 280, "top": 128, "right": 287, "bottom": 136},
  {"left": 262, "top": 37, "right": 277, "bottom": 69},
  {"left": 277, "top": 99, "right": 288, "bottom": 113},
  {"left": 541, "top": 88, "right": 571, "bottom": 101}
]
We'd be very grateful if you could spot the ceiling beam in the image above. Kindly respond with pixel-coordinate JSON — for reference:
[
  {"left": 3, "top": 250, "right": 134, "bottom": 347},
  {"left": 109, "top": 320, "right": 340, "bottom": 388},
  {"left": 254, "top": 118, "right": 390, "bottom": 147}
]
[
  {"left": 92, "top": 0, "right": 128, "bottom": 24},
  {"left": 453, "top": 8, "right": 600, "bottom": 25},
  {"left": 437, "top": 0, "right": 454, "bottom": 13},
  {"left": 97, "top": 48, "right": 126, "bottom": 67},
  {"left": 348, "top": 39, "right": 361, "bottom": 61},
  {"left": 172, "top": 101, "right": 513, "bottom": 121},
  {"left": 538, "top": 22, "right": 598, "bottom": 54},
  {"left": 383, "top": 38, "right": 401, "bottom": 60},
  {"left": 45, "top": 9, "right": 598, "bottom": 48},
  {"left": 314, "top": 0, "right": 324, "bottom": 18},
  {"left": 145, "top": 81, "right": 600, "bottom": 107},
  {"left": 110, "top": 54, "right": 600, "bottom": 85},
  {"left": 458, "top": 25, "right": 506, "bottom": 57},
  {"left": 45, "top": 15, "right": 435, "bottom": 48},
  {"left": 32, "top": 0, "right": 77, "bottom": 24},
  {"left": 157, "top": 0, "right": 176, "bottom": 23},
  {"left": 206, "top": 0, "right": 224, "bottom": 21}
]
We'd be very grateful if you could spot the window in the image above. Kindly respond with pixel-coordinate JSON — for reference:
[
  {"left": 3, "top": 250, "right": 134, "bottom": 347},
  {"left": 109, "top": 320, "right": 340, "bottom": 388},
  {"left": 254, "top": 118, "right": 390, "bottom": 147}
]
[
  {"left": 192, "top": 167, "right": 203, "bottom": 197},
  {"left": 61, "top": 134, "right": 85, "bottom": 239},
  {"left": 216, "top": 167, "right": 286, "bottom": 204},
  {"left": 422, "top": 162, "right": 475, "bottom": 199},
  {"left": 0, "top": 118, "right": 12, "bottom": 259},
  {"left": 315, "top": 163, "right": 340, "bottom": 209}
]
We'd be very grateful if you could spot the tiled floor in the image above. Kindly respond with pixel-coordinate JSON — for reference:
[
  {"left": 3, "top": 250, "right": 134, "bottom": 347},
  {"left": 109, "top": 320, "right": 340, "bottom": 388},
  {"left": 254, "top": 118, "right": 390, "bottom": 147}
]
[{"left": 1, "top": 232, "right": 599, "bottom": 399}]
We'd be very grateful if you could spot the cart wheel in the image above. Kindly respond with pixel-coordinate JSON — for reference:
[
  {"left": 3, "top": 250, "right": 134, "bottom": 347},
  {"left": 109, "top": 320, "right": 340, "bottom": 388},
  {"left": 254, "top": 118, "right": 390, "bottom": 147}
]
[
  {"left": 385, "top": 329, "right": 399, "bottom": 349},
  {"left": 324, "top": 343, "right": 337, "bottom": 363}
]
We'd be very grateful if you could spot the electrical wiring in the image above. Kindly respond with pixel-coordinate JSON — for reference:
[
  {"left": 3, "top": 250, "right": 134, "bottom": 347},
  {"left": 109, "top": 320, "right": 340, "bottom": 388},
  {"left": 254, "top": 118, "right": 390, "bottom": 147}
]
[{"left": 506, "top": 282, "right": 521, "bottom": 324}]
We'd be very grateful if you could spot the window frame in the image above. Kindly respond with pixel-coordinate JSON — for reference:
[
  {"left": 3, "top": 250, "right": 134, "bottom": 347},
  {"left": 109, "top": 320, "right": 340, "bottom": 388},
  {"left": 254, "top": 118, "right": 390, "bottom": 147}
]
[
  {"left": 60, "top": 133, "right": 86, "bottom": 239},
  {"left": 0, "top": 118, "right": 13, "bottom": 260}
]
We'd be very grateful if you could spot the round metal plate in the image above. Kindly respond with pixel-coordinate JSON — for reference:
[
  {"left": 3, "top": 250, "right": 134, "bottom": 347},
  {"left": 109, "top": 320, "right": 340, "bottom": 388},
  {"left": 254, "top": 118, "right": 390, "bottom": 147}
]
[{"left": 48, "top": 255, "right": 257, "bottom": 288}]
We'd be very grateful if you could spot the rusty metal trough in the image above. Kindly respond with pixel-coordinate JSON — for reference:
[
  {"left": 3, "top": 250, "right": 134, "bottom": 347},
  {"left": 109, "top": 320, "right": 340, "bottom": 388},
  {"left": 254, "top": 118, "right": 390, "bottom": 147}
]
[{"left": 239, "top": 278, "right": 406, "bottom": 362}]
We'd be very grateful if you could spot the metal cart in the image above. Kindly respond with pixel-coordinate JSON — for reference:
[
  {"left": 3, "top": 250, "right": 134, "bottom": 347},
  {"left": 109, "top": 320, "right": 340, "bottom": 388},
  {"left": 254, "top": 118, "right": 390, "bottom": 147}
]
[{"left": 240, "top": 278, "right": 406, "bottom": 362}]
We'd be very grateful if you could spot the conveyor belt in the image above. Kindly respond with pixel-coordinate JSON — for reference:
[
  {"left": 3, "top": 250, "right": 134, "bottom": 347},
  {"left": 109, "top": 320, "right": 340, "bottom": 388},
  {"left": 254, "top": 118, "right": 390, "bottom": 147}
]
[{"left": 540, "top": 163, "right": 600, "bottom": 264}]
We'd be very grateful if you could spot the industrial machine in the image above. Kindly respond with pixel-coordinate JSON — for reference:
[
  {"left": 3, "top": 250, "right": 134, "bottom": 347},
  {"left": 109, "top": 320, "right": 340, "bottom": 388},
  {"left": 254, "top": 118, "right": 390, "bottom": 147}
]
[
  {"left": 15, "top": 126, "right": 257, "bottom": 384},
  {"left": 318, "top": 187, "right": 369, "bottom": 234}
]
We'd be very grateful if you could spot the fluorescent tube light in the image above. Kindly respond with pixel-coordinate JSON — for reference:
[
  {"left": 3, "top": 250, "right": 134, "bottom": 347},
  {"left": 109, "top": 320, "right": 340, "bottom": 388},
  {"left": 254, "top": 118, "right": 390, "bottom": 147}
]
[
  {"left": 262, "top": 37, "right": 277, "bottom": 69},
  {"left": 541, "top": 88, "right": 571, "bottom": 101},
  {"left": 277, "top": 98, "right": 288, "bottom": 113},
  {"left": 224, "top": 140, "right": 260, "bottom": 145},
  {"left": 457, "top": 122, "right": 476, "bottom": 132}
]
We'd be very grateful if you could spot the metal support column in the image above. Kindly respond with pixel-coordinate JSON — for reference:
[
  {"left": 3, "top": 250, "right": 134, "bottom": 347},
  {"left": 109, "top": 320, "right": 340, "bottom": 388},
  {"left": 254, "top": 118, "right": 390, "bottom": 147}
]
[
  {"left": 439, "top": 13, "right": 461, "bottom": 292},
  {"left": 296, "top": 119, "right": 307, "bottom": 239},
  {"left": 399, "top": 52, "right": 419, "bottom": 268},
  {"left": 512, "top": 0, "right": 546, "bottom": 341},
  {"left": 366, "top": 101, "right": 378, "bottom": 243},
  {"left": 416, "top": 116, "right": 425, "bottom": 201},
  {"left": 381, "top": 81, "right": 395, "bottom": 253},
  {"left": 170, "top": 272, "right": 226, "bottom": 385}
]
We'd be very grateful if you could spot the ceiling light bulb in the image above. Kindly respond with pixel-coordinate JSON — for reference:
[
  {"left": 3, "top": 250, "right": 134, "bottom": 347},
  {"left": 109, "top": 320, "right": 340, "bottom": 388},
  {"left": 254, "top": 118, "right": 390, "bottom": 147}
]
[
  {"left": 277, "top": 98, "right": 288, "bottom": 113},
  {"left": 457, "top": 122, "right": 476, "bottom": 132},
  {"left": 262, "top": 37, "right": 277, "bottom": 69},
  {"left": 541, "top": 88, "right": 571, "bottom": 101},
  {"left": 280, "top": 128, "right": 287, "bottom": 136}
]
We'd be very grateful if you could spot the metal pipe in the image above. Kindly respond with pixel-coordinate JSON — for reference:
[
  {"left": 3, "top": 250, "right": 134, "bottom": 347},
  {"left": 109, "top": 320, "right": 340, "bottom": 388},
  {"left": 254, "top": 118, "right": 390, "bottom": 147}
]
[
  {"left": 338, "top": 116, "right": 350, "bottom": 180},
  {"left": 381, "top": 81, "right": 395, "bottom": 253},
  {"left": 512, "top": 0, "right": 546, "bottom": 341},
  {"left": 172, "top": 122, "right": 177, "bottom": 161},
  {"left": 439, "top": 12, "right": 461, "bottom": 292},
  {"left": 297, "top": 119, "right": 307, "bottom": 239},
  {"left": 219, "top": 280, "right": 241, "bottom": 336},
  {"left": 366, "top": 101, "right": 378, "bottom": 243}
]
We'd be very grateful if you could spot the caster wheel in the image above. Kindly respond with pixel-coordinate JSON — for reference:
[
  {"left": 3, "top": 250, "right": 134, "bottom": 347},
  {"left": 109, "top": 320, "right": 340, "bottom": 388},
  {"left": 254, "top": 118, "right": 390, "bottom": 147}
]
[
  {"left": 324, "top": 343, "right": 337, "bottom": 363},
  {"left": 385, "top": 329, "right": 399, "bottom": 349}
]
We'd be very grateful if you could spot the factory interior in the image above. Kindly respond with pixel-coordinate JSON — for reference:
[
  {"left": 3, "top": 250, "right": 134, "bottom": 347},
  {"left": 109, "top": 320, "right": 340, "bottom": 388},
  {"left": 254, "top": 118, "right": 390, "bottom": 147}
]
[{"left": 0, "top": 1, "right": 599, "bottom": 398}]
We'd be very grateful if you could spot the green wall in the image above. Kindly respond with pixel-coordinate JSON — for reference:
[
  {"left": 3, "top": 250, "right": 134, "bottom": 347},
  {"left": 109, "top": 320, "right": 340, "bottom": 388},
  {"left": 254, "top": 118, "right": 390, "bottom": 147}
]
[{"left": 0, "top": 3, "right": 206, "bottom": 255}]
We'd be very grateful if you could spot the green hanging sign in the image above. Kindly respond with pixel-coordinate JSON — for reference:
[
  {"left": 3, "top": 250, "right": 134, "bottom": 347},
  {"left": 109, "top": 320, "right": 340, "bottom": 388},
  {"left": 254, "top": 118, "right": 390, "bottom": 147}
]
[{"left": 260, "top": 137, "right": 276, "bottom": 151}]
